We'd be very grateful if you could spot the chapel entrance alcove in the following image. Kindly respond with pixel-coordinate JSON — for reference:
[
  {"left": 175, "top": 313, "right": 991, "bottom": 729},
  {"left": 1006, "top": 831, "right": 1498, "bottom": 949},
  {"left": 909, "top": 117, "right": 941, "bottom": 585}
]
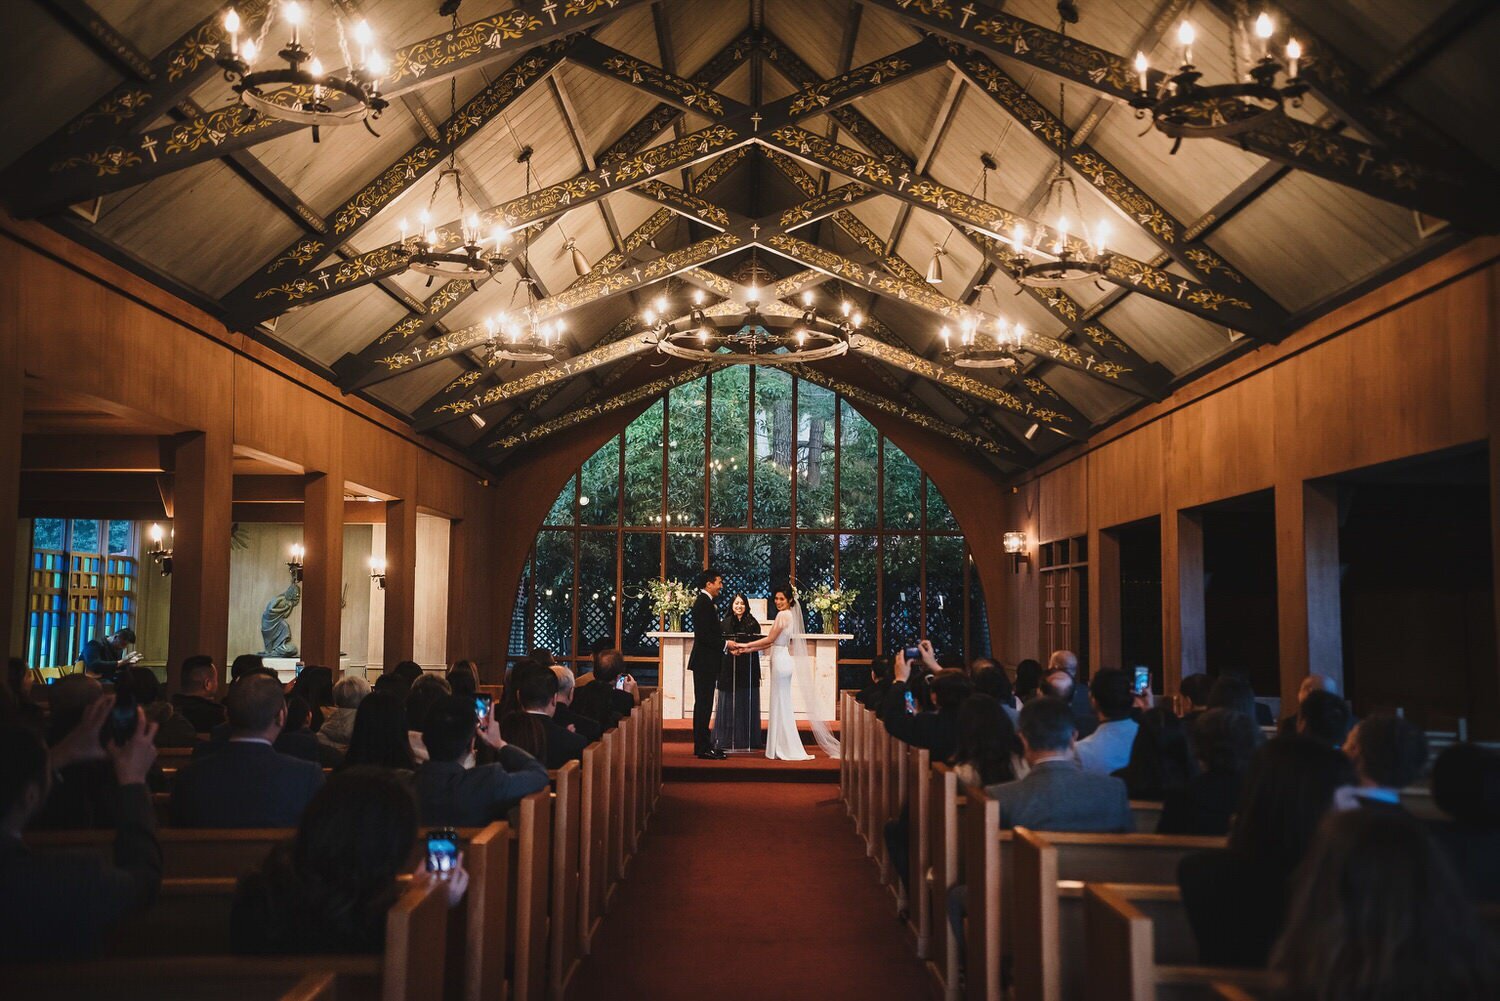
[
  {"left": 504, "top": 370, "right": 994, "bottom": 693},
  {"left": 1198, "top": 490, "right": 1281, "bottom": 700},
  {"left": 1109, "top": 516, "right": 1164, "bottom": 689}
]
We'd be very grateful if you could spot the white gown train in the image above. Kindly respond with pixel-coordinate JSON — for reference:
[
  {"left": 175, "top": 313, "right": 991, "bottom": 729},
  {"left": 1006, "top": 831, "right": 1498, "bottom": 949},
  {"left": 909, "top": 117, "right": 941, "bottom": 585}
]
[{"left": 765, "top": 612, "right": 813, "bottom": 761}]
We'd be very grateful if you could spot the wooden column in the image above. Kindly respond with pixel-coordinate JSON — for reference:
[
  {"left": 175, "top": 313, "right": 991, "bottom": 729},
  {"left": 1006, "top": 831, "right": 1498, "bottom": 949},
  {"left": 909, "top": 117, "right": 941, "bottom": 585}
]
[
  {"left": 300, "top": 467, "right": 345, "bottom": 670},
  {"left": 1275, "top": 479, "right": 1345, "bottom": 710},
  {"left": 382, "top": 496, "right": 417, "bottom": 671},
  {"left": 1162, "top": 509, "right": 1206, "bottom": 693},
  {"left": 165, "top": 431, "right": 233, "bottom": 690},
  {"left": 1485, "top": 264, "right": 1500, "bottom": 739},
  {"left": 0, "top": 322, "right": 21, "bottom": 660},
  {"left": 1089, "top": 526, "right": 1122, "bottom": 675}
]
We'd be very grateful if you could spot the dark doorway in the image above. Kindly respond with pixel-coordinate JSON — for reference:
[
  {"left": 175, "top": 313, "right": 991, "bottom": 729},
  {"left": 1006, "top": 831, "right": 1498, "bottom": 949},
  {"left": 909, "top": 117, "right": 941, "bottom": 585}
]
[
  {"left": 1199, "top": 491, "right": 1281, "bottom": 698},
  {"left": 1115, "top": 518, "right": 1163, "bottom": 680},
  {"left": 1337, "top": 445, "right": 1494, "bottom": 730}
]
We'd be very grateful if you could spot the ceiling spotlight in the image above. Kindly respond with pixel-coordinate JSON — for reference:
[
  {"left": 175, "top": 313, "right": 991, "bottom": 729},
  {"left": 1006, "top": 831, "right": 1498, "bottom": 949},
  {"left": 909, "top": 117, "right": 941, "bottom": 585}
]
[
  {"left": 469, "top": 412, "right": 487, "bottom": 429},
  {"left": 1025, "top": 422, "right": 1039, "bottom": 440},
  {"left": 567, "top": 238, "right": 590, "bottom": 277}
]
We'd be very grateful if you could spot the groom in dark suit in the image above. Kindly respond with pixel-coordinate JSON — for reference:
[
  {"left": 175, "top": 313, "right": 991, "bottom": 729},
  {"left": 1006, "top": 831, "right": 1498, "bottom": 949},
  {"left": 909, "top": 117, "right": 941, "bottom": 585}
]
[{"left": 689, "top": 569, "right": 726, "bottom": 760}]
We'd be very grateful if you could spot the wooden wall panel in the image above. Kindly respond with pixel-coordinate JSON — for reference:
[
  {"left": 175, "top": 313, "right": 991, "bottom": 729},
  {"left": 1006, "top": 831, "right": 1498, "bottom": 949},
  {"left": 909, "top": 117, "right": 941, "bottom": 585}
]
[
  {"left": 1038, "top": 456, "right": 1087, "bottom": 542},
  {"left": 414, "top": 514, "right": 451, "bottom": 671},
  {"left": 1165, "top": 377, "right": 1275, "bottom": 509},
  {"left": 1088, "top": 421, "right": 1162, "bottom": 530}
]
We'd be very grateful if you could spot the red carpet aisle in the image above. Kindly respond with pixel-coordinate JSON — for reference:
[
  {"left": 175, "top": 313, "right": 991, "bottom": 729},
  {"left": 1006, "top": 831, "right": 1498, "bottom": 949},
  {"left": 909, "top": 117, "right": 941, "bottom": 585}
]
[{"left": 568, "top": 778, "right": 937, "bottom": 1001}]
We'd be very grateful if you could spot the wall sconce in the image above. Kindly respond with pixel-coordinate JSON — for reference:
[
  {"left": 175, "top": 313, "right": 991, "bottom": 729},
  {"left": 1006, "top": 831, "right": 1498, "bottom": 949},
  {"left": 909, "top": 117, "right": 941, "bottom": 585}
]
[
  {"left": 369, "top": 556, "right": 387, "bottom": 590},
  {"left": 147, "top": 522, "right": 174, "bottom": 576},
  {"left": 288, "top": 543, "right": 305, "bottom": 584},
  {"left": 1002, "top": 531, "right": 1030, "bottom": 572}
]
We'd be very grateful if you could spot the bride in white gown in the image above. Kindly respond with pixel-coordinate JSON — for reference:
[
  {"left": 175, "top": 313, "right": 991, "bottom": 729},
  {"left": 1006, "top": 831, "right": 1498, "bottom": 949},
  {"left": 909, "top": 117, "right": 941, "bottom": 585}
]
[{"left": 728, "top": 587, "right": 840, "bottom": 761}]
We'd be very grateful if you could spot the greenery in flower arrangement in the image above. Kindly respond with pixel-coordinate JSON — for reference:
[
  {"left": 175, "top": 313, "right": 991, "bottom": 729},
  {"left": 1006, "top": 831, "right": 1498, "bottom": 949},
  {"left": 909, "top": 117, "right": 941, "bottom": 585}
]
[
  {"left": 803, "top": 583, "right": 858, "bottom": 633},
  {"left": 645, "top": 578, "right": 695, "bottom": 631}
]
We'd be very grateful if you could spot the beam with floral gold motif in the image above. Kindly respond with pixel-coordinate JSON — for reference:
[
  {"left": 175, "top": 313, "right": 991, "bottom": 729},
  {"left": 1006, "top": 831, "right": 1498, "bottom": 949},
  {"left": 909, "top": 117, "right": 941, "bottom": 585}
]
[
  {"left": 23, "top": 0, "right": 660, "bottom": 216},
  {"left": 567, "top": 37, "right": 751, "bottom": 118},
  {"left": 352, "top": 227, "right": 749, "bottom": 390},
  {"left": 486, "top": 365, "right": 709, "bottom": 456},
  {"left": 759, "top": 126, "right": 1277, "bottom": 340},
  {"left": 857, "top": 0, "right": 1491, "bottom": 227}
]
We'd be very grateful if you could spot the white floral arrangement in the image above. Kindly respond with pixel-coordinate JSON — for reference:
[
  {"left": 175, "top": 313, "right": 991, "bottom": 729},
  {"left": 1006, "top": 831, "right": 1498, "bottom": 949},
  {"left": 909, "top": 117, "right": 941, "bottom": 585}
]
[
  {"left": 645, "top": 578, "right": 695, "bottom": 621},
  {"left": 804, "top": 582, "right": 859, "bottom": 616}
]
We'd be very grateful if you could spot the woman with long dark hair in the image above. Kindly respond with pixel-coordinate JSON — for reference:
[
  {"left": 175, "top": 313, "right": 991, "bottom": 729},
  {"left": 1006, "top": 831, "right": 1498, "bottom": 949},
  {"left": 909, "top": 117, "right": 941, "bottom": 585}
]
[
  {"left": 1271, "top": 809, "right": 1499, "bottom": 1001},
  {"left": 499, "top": 711, "right": 548, "bottom": 762},
  {"left": 1178, "top": 736, "right": 1357, "bottom": 967},
  {"left": 951, "top": 694, "right": 1023, "bottom": 787},
  {"left": 340, "top": 692, "right": 416, "bottom": 773},
  {"left": 715, "top": 593, "right": 763, "bottom": 751},
  {"left": 231, "top": 768, "right": 465, "bottom": 954}
]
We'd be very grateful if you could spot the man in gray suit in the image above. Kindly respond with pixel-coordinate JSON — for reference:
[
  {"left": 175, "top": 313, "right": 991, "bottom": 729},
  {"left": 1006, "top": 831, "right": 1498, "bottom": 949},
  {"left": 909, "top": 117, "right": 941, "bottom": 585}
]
[{"left": 985, "top": 696, "right": 1132, "bottom": 832}]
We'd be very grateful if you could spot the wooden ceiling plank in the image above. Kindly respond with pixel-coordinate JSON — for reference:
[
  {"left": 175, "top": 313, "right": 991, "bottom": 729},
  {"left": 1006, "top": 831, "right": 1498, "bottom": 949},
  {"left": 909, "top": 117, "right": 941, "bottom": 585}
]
[
  {"left": 854, "top": 0, "right": 1496, "bottom": 227},
  {"left": 19, "top": 0, "right": 659, "bottom": 215}
]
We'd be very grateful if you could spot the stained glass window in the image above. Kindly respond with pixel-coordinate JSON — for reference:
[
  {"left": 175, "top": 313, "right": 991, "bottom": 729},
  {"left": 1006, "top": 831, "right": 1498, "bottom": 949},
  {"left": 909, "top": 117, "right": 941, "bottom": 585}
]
[
  {"left": 511, "top": 374, "right": 986, "bottom": 671},
  {"left": 25, "top": 519, "right": 137, "bottom": 669}
]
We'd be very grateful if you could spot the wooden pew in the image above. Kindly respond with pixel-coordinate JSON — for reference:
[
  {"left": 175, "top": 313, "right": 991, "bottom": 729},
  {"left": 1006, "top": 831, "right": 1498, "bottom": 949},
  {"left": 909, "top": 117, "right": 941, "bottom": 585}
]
[
  {"left": 549, "top": 761, "right": 582, "bottom": 1001},
  {"left": 1130, "top": 801, "right": 1163, "bottom": 833},
  {"left": 926, "top": 765, "right": 966, "bottom": 1001},
  {"left": 509, "top": 789, "right": 553, "bottom": 1001},
  {"left": 1083, "top": 883, "right": 1273, "bottom": 1001},
  {"left": 1011, "top": 824, "right": 1222, "bottom": 1001},
  {"left": 3, "top": 957, "right": 381, "bottom": 1001},
  {"left": 577, "top": 738, "right": 606, "bottom": 956},
  {"left": 609, "top": 718, "right": 628, "bottom": 888},
  {"left": 906, "top": 745, "right": 932, "bottom": 956}
]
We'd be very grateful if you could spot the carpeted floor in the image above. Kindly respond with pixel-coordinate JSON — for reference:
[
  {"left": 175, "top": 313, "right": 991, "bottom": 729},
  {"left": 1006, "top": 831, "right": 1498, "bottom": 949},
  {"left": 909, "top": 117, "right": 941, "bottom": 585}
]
[{"left": 568, "top": 781, "right": 937, "bottom": 1001}]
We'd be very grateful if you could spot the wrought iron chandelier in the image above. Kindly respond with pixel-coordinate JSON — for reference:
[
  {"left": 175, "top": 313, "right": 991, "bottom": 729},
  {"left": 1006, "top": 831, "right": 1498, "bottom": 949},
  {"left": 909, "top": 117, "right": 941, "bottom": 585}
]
[
  {"left": 643, "top": 264, "right": 862, "bottom": 365},
  {"left": 216, "top": 2, "right": 389, "bottom": 141},
  {"left": 939, "top": 285, "right": 1028, "bottom": 369},
  {"left": 480, "top": 156, "right": 565, "bottom": 365},
  {"left": 1130, "top": 6, "right": 1306, "bottom": 151}
]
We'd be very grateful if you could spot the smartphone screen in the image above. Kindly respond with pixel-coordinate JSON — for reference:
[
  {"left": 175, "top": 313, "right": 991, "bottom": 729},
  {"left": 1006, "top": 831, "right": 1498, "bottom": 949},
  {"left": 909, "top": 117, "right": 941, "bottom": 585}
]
[
  {"left": 903, "top": 645, "right": 921, "bottom": 665},
  {"left": 904, "top": 691, "right": 917, "bottom": 715},
  {"left": 474, "top": 694, "right": 492, "bottom": 728},
  {"left": 614, "top": 674, "right": 628, "bottom": 690},
  {"left": 426, "top": 830, "right": 459, "bottom": 875},
  {"left": 105, "top": 691, "right": 138, "bottom": 745},
  {"left": 1133, "top": 665, "right": 1150, "bottom": 696}
]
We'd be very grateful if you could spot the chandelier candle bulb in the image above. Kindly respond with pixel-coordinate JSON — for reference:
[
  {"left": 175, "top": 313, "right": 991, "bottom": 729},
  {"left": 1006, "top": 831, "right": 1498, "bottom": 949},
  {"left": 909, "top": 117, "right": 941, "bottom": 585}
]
[
  {"left": 284, "top": 1, "right": 302, "bottom": 46},
  {"left": 1286, "top": 38, "right": 1301, "bottom": 77},
  {"left": 1255, "top": 12, "right": 1274, "bottom": 59},
  {"left": 355, "top": 19, "right": 372, "bottom": 66},
  {"left": 1135, "top": 51, "right": 1148, "bottom": 92},
  {"left": 224, "top": 8, "right": 240, "bottom": 54},
  {"left": 1178, "top": 20, "right": 1195, "bottom": 66},
  {"left": 241, "top": 38, "right": 257, "bottom": 63}
]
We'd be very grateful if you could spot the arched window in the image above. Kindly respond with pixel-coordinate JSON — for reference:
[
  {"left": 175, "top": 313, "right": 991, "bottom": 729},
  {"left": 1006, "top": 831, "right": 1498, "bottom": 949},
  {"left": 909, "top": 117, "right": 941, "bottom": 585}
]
[{"left": 508, "top": 371, "right": 990, "bottom": 683}]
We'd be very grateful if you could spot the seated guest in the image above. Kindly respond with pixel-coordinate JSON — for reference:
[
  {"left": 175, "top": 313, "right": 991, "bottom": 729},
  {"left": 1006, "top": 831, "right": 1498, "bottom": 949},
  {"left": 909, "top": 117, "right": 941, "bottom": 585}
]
[
  {"left": 528, "top": 647, "right": 558, "bottom": 668},
  {"left": 985, "top": 697, "right": 1131, "bottom": 832},
  {"left": 1075, "top": 668, "right": 1139, "bottom": 775},
  {"left": 1276, "top": 673, "right": 1339, "bottom": 736},
  {"left": 1271, "top": 809, "right": 1499, "bottom": 1001},
  {"left": 170, "top": 675, "right": 325, "bottom": 828},
  {"left": 447, "top": 659, "right": 480, "bottom": 698},
  {"left": 1177, "top": 673, "right": 1214, "bottom": 718},
  {"left": 0, "top": 697, "right": 161, "bottom": 960},
  {"left": 1344, "top": 712, "right": 1429, "bottom": 811},
  {"left": 1113, "top": 704, "right": 1194, "bottom": 801},
  {"left": 318, "top": 675, "right": 371, "bottom": 750},
  {"left": 952, "top": 694, "right": 1023, "bottom": 788},
  {"left": 392, "top": 661, "right": 425, "bottom": 688},
  {"left": 551, "top": 666, "right": 602, "bottom": 744},
  {"left": 1049, "top": 649, "right": 1096, "bottom": 738},
  {"left": 1178, "top": 736, "right": 1355, "bottom": 967},
  {"left": 33, "top": 675, "right": 119, "bottom": 829},
  {"left": 1427, "top": 743, "right": 1500, "bottom": 904},
  {"left": 1, "top": 657, "right": 43, "bottom": 727},
  {"left": 856, "top": 653, "right": 895, "bottom": 710},
  {"left": 414, "top": 695, "right": 550, "bottom": 826},
  {"left": 339, "top": 692, "right": 417, "bottom": 774},
  {"left": 229, "top": 653, "right": 268, "bottom": 683},
  {"left": 572, "top": 648, "right": 637, "bottom": 729},
  {"left": 515, "top": 666, "right": 586, "bottom": 768},
  {"left": 1210, "top": 670, "right": 1274, "bottom": 727},
  {"left": 1295, "top": 688, "right": 1352, "bottom": 747},
  {"left": 80, "top": 628, "right": 139, "bottom": 683},
  {"left": 499, "top": 712, "right": 548, "bottom": 761},
  {"left": 287, "top": 665, "right": 334, "bottom": 732},
  {"left": 405, "top": 673, "right": 452, "bottom": 765},
  {"left": 1013, "top": 658, "right": 1043, "bottom": 704},
  {"left": 373, "top": 672, "right": 412, "bottom": 701},
  {"left": 879, "top": 644, "right": 971, "bottom": 761},
  {"left": 971, "top": 662, "right": 1018, "bottom": 724},
  {"left": 277, "top": 695, "right": 339, "bottom": 766},
  {"left": 1040, "top": 669, "right": 1073, "bottom": 701},
  {"left": 1158, "top": 709, "right": 1258, "bottom": 835},
  {"left": 232, "top": 767, "right": 467, "bottom": 955},
  {"left": 127, "top": 667, "right": 198, "bottom": 748},
  {"left": 171, "top": 654, "right": 227, "bottom": 733}
]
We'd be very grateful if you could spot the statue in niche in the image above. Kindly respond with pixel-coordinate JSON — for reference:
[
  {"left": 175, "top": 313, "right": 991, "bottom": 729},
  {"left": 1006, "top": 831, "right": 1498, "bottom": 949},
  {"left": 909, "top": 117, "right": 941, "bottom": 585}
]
[{"left": 260, "top": 582, "right": 301, "bottom": 658}]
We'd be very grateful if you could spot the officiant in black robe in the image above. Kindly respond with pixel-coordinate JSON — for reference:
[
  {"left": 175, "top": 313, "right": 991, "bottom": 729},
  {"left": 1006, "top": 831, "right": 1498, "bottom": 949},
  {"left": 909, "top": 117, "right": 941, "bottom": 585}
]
[{"left": 715, "top": 594, "right": 764, "bottom": 751}]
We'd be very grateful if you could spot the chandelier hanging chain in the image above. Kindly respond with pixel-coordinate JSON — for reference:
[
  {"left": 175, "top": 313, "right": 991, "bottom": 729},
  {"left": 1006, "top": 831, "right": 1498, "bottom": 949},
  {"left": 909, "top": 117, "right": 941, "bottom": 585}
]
[{"left": 482, "top": 153, "right": 567, "bottom": 365}]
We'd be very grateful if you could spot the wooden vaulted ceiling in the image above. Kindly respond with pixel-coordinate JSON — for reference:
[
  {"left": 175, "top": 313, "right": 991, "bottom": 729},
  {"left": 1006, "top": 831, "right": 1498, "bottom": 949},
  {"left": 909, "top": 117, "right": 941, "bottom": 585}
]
[{"left": 4, "top": 0, "right": 1497, "bottom": 475}]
